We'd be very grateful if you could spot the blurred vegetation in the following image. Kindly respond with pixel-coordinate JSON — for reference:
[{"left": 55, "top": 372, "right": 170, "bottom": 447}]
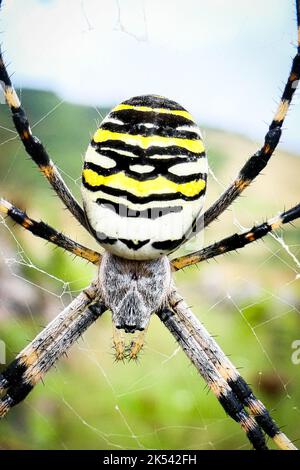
[{"left": 0, "top": 89, "right": 299, "bottom": 450}]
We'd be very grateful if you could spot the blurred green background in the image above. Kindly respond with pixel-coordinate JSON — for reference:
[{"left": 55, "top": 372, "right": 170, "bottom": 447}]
[{"left": 0, "top": 89, "right": 299, "bottom": 450}]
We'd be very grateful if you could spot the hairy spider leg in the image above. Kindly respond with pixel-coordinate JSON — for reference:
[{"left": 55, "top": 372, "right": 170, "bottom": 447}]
[
  {"left": 166, "top": 288, "right": 297, "bottom": 450},
  {"left": 0, "top": 198, "right": 101, "bottom": 265},
  {"left": 172, "top": 204, "right": 300, "bottom": 269},
  {"left": 0, "top": 284, "right": 105, "bottom": 417},
  {"left": 0, "top": 48, "right": 88, "bottom": 230},
  {"left": 200, "top": 0, "right": 300, "bottom": 230},
  {"left": 158, "top": 306, "right": 269, "bottom": 450}
]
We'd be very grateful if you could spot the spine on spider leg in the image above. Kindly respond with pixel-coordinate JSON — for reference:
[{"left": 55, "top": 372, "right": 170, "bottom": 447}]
[
  {"left": 157, "top": 307, "right": 268, "bottom": 450},
  {"left": 0, "top": 286, "right": 104, "bottom": 417}
]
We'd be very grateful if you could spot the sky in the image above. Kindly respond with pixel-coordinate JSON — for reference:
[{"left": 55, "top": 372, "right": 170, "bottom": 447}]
[{"left": 1, "top": 0, "right": 299, "bottom": 153}]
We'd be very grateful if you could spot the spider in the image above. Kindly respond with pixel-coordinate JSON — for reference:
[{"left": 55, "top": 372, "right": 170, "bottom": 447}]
[{"left": 0, "top": 0, "right": 300, "bottom": 452}]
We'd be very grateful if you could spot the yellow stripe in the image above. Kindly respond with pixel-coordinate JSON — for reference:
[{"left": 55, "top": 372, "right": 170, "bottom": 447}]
[
  {"left": 113, "top": 104, "right": 194, "bottom": 121},
  {"left": 82, "top": 169, "right": 205, "bottom": 198},
  {"left": 93, "top": 129, "right": 204, "bottom": 154}
]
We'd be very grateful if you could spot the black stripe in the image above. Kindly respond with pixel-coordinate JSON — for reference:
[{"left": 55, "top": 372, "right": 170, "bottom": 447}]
[
  {"left": 95, "top": 197, "right": 183, "bottom": 219},
  {"left": 281, "top": 203, "right": 300, "bottom": 224},
  {"left": 89, "top": 230, "right": 150, "bottom": 251},
  {"left": 7, "top": 205, "right": 59, "bottom": 240},
  {"left": 101, "top": 121, "right": 200, "bottom": 140},
  {"left": 218, "top": 390, "right": 244, "bottom": 420},
  {"left": 82, "top": 177, "right": 205, "bottom": 204},
  {"left": 90, "top": 147, "right": 204, "bottom": 166},
  {"left": 218, "top": 390, "right": 267, "bottom": 449},
  {"left": 255, "top": 415, "right": 279, "bottom": 439},
  {"left": 246, "top": 427, "right": 268, "bottom": 450},
  {"left": 6, "top": 382, "right": 34, "bottom": 408},
  {"left": 92, "top": 138, "right": 203, "bottom": 159},
  {"left": 84, "top": 161, "right": 206, "bottom": 185},
  {"left": 151, "top": 237, "right": 185, "bottom": 252},
  {"left": 93, "top": 232, "right": 117, "bottom": 245},
  {"left": 122, "top": 95, "right": 186, "bottom": 110},
  {"left": 280, "top": 54, "right": 300, "bottom": 103},
  {"left": 119, "top": 238, "right": 150, "bottom": 251},
  {"left": 228, "top": 377, "right": 279, "bottom": 438},
  {"left": 110, "top": 109, "right": 194, "bottom": 128},
  {"left": 0, "top": 357, "right": 34, "bottom": 409},
  {"left": 90, "top": 146, "right": 205, "bottom": 166},
  {"left": 1, "top": 358, "right": 28, "bottom": 386}
]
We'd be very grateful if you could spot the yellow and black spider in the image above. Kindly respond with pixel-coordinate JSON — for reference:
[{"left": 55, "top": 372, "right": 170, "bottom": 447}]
[{"left": 0, "top": 0, "right": 300, "bottom": 451}]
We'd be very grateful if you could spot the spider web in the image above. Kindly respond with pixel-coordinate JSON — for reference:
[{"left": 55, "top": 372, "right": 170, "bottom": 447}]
[{"left": 0, "top": 0, "right": 299, "bottom": 451}]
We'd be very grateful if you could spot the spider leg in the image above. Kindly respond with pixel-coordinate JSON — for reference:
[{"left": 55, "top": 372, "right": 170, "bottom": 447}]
[
  {"left": 200, "top": 0, "right": 300, "bottom": 230},
  {"left": 172, "top": 203, "right": 300, "bottom": 270},
  {"left": 0, "top": 283, "right": 105, "bottom": 417},
  {"left": 0, "top": 198, "right": 101, "bottom": 265},
  {"left": 157, "top": 305, "right": 268, "bottom": 450},
  {"left": 129, "top": 328, "right": 148, "bottom": 361},
  {"left": 112, "top": 324, "right": 126, "bottom": 361},
  {"left": 163, "top": 287, "right": 297, "bottom": 450},
  {"left": 0, "top": 49, "right": 88, "bottom": 230}
]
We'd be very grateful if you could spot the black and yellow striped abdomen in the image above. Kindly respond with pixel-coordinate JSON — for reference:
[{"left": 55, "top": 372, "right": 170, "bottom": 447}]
[{"left": 81, "top": 95, "right": 207, "bottom": 260}]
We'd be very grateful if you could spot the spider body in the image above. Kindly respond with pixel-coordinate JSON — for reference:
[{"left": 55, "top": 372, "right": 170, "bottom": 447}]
[
  {"left": 82, "top": 94, "right": 207, "bottom": 260},
  {"left": 0, "top": 0, "right": 300, "bottom": 450}
]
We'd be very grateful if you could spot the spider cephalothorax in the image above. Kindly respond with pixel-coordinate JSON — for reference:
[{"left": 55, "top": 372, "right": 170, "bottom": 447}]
[
  {"left": 99, "top": 252, "right": 171, "bottom": 358},
  {"left": 0, "top": 0, "right": 300, "bottom": 450}
]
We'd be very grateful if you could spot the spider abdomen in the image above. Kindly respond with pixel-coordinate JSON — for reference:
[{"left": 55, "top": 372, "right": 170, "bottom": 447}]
[{"left": 82, "top": 95, "right": 207, "bottom": 260}]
